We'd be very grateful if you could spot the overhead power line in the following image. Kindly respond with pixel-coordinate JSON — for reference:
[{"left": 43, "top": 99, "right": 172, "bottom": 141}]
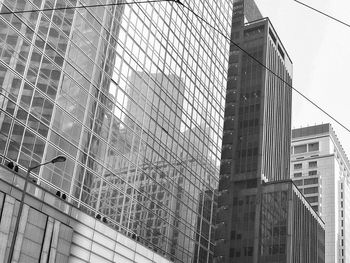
[
  {"left": 1, "top": 0, "right": 349, "bottom": 133},
  {"left": 0, "top": 0, "right": 171, "bottom": 15},
  {"left": 294, "top": 0, "right": 350, "bottom": 28},
  {"left": 176, "top": 2, "right": 350, "bottom": 134}
]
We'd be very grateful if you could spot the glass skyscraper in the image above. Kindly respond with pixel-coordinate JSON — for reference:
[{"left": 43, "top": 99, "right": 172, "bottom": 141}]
[{"left": 0, "top": 0, "right": 233, "bottom": 262}]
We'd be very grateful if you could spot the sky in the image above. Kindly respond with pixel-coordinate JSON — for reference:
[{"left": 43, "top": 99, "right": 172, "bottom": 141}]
[{"left": 254, "top": 0, "right": 350, "bottom": 157}]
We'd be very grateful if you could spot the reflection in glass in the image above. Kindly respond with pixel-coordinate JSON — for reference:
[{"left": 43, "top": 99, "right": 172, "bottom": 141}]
[{"left": 0, "top": 0, "right": 232, "bottom": 261}]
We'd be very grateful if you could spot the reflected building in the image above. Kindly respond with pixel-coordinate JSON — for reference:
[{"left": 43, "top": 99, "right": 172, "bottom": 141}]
[
  {"left": 291, "top": 124, "right": 350, "bottom": 263},
  {"left": 0, "top": 0, "right": 233, "bottom": 262},
  {"left": 215, "top": 0, "right": 324, "bottom": 262},
  {"left": 96, "top": 71, "right": 216, "bottom": 262}
]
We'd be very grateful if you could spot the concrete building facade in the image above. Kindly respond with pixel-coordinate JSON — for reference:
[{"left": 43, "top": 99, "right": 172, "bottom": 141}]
[
  {"left": 0, "top": 164, "right": 171, "bottom": 263},
  {"left": 259, "top": 181, "right": 325, "bottom": 263},
  {"left": 215, "top": 1, "right": 325, "bottom": 262},
  {"left": 291, "top": 124, "right": 350, "bottom": 263}
]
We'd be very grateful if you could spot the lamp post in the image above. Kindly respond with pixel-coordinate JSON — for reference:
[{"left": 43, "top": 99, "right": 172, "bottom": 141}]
[{"left": 7, "top": 155, "right": 66, "bottom": 263}]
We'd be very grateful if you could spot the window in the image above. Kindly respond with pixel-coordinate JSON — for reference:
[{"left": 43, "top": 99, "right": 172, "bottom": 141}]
[
  {"left": 309, "top": 161, "right": 317, "bottom": 168},
  {"left": 304, "top": 187, "right": 318, "bottom": 194},
  {"left": 306, "top": 196, "right": 318, "bottom": 203},
  {"left": 277, "top": 45, "right": 285, "bottom": 59},
  {"left": 293, "top": 172, "right": 302, "bottom": 177},
  {"left": 309, "top": 170, "right": 317, "bottom": 176},
  {"left": 294, "top": 163, "right": 302, "bottom": 170},
  {"left": 244, "top": 247, "right": 253, "bottom": 256},
  {"left": 294, "top": 179, "right": 303, "bottom": 186},
  {"left": 269, "top": 29, "right": 277, "bottom": 43},
  {"left": 294, "top": 144, "right": 307, "bottom": 154},
  {"left": 279, "top": 244, "right": 286, "bottom": 254},
  {"left": 304, "top": 178, "right": 318, "bottom": 185},
  {"left": 308, "top": 142, "right": 319, "bottom": 152},
  {"left": 231, "top": 230, "right": 236, "bottom": 239}
]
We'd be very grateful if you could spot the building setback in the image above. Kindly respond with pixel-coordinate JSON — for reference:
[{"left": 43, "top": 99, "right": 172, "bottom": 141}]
[
  {"left": 0, "top": 0, "right": 233, "bottom": 262},
  {"left": 215, "top": 1, "right": 325, "bottom": 262},
  {"left": 291, "top": 124, "right": 350, "bottom": 263}
]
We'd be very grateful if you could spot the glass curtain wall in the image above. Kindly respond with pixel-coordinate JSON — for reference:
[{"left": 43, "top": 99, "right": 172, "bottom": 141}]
[{"left": 0, "top": 0, "right": 232, "bottom": 262}]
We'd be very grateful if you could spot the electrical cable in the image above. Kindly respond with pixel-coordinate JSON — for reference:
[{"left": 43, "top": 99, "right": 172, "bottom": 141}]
[
  {"left": 0, "top": 0, "right": 172, "bottom": 15},
  {"left": 1, "top": 0, "right": 349, "bottom": 133},
  {"left": 176, "top": 1, "right": 350, "bottom": 134},
  {"left": 294, "top": 0, "right": 350, "bottom": 29}
]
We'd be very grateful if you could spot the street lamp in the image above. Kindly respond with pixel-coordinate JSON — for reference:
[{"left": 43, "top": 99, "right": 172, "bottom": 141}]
[{"left": 7, "top": 155, "right": 66, "bottom": 263}]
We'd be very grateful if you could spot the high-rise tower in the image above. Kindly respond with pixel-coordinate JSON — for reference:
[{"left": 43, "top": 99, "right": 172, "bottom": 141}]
[
  {"left": 215, "top": 1, "right": 324, "bottom": 262},
  {"left": 0, "top": 0, "right": 233, "bottom": 262},
  {"left": 223, "top": 1, "right": 292, "bottom": 186}
]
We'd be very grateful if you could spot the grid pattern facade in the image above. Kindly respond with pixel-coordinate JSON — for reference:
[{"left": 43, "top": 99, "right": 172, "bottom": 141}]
[
  {"left": 260, "top": 182, "right": 325, "bottom": 263},
  {"left": 215, "top": 180, "right": 325, "bottom": 263},
  {"left": 291, "top": 124, "right": 350, "bottom": 263},
  {"left": 215, "top": 1, "right": 292, "bottom": 261},
  {"left": 0, "top": 0, "right": 233, "bottom": 262}
]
